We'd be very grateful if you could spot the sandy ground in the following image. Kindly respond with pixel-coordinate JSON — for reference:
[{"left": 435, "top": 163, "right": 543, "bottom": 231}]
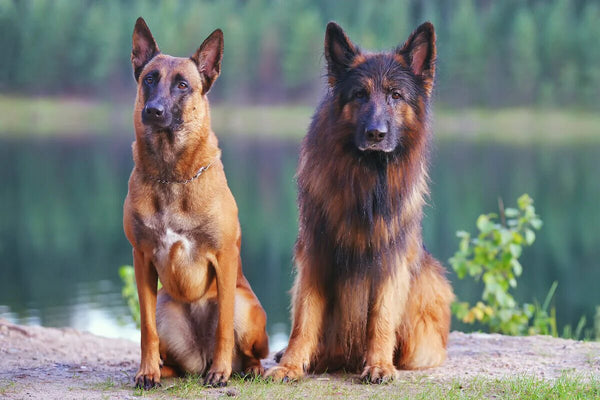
[{"left": 1, "top": 318, "right": 599, "bottom": 399}]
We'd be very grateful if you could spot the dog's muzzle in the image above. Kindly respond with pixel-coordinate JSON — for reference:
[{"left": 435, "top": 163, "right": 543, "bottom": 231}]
[{"left": 142, "top": 101, "right": 172, "bottom": 128}]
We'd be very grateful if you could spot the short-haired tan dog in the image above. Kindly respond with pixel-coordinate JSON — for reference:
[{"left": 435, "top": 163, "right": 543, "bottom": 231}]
[{"left": 123, "top": 17, "right": 268, "bottom": 389}]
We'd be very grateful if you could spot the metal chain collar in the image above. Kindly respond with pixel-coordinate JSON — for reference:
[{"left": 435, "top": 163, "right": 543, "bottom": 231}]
[{"left": 146, "top": 159, "right": 216, "bottom": 185}]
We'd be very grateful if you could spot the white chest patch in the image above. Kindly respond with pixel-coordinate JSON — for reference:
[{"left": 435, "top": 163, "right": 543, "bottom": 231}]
[{"left": 154, "top": 228, "right": 194, "bottom": 268}]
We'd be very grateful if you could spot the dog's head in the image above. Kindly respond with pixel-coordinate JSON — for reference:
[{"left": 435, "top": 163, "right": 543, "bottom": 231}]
[
  {"left": 131, "top": 17, "right": 223, "bottom": 136},
  {"left": 324, "top": 22, "right": 436, "bottom": 154}
]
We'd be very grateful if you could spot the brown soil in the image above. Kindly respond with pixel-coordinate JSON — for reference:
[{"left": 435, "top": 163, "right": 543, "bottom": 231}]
[{"left": 1, "top": 319, "right": 599, "bottom": 399}]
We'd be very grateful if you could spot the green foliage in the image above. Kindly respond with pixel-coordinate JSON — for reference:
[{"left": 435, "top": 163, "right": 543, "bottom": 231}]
[
  {"left": 562, "top": 315, "right": 587, "bottom": 341},
  {"left": 579, "top": 3, "right": 600, "bottom": 106},
  {"left": 451, "top": 193, "right": 595, "bottom": 340},
  {"left": 0, "top": 0, "right": 599, "bottom": 108},
  {"left": 445, "top": 0, "right": 485, "bottom": 104},
  {"left": 510, "top": 7, "right": 539, "bottom": 103},
  {"left": 119, "top": 265, "right": 163, "bottom": 329},
  {"left": 450, "top": 194, "right": 548, "bottom": 335},
  {"left": 530, "top": 281, "right": 558, "bottom": 337},
  {"left": 118, "top": 265, "right": 140, "bottom": 328},
  {"left": 282, "top": 9, "right": 321, "bottom": 89}
]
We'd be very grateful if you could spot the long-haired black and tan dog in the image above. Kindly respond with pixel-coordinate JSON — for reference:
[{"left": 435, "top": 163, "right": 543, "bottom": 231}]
[
  {"left": 123, "top": 18, "right": 268, "bottom": 389},
  {"left": 266, "top": 22, "right": 454, "bottom": 383}
]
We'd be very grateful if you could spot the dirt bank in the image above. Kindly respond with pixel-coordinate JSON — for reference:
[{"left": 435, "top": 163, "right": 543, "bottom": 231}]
[{"left": 0, "top": 319, "right": 598, "bottom": 399}]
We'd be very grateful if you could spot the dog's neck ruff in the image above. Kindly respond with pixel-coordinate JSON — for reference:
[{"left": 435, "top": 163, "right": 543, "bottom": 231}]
[{"left": 144, "top": 158, "right": 217, "bottom": 185}]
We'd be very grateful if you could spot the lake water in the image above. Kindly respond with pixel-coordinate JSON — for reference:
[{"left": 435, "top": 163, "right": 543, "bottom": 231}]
[{"left": 1, "top": 134, "right": 599, "bottom": 348}]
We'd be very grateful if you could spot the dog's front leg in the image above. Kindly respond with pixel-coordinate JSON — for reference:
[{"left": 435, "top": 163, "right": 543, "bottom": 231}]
[
  {"left": 133, "top": 248, "right": 161, "bottom": 389},
  {"left": 265, "top": 264, "right": 325, "bottom": 382},
  {"left": 361, "top": 270, "right": 409, "bottom": 384},
  {"left": 203, "top": 248, "right": 237, "bottom": 387}
]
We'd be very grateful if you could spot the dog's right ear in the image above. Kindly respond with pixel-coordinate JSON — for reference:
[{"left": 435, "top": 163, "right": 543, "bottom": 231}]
[
  {"left": 324, "top": 22, "right": 360, "bottom": 86},
  {"left": 131, "top": 17, "right": 159, "bottom": 81}
]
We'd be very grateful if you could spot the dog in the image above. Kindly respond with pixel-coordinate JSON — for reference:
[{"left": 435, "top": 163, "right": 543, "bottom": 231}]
[
  {"left": 265, "top": 21, "right": 454, "bottom": 384},
  {"left": 123, "top": 17, "right": 269, "bottom": 389}
]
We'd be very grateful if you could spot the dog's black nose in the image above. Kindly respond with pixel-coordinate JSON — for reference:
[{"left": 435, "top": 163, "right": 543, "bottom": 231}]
[
  {"left": 144, "top": 104, "right": 164, "bottom": 118},
  {"left": 365, "top": 123, "right": 387, "bottom": 142},
  {"left": 142, "top": 101, "right": 171, "bottom": 127}
]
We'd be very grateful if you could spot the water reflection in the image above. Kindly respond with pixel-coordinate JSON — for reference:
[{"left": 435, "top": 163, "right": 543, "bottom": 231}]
[{"left": 0, "top": 135, "right": 598, "bottom": 342}]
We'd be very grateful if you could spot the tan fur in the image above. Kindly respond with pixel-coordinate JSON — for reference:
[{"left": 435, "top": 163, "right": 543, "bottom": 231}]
[
  {"left": 267, "top": 245, "right": 327, "bottom": 380},
  {"left": 124, "top": 18, "right": 268, "bottom": 389},
  {"left": 156, "top": 283, "right": 269, "bottom": 376}
]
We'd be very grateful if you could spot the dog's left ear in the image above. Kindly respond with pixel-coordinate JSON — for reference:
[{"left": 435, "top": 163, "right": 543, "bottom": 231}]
[
  {"left": 131, "top": 17, "right": 160, "bottom": 81},
  {"left": 191, "top": 29, "right": 224, "bottom": 95},
  {"left": 397, "top": 22, "right": 436, "bottom": 96}
]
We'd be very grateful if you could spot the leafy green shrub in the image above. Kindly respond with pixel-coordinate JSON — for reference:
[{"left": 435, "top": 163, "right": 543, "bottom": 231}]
[
  {"left": 119, "top": 265, "right": 164, "bottom": 329},
  {"left": 119, "top": 265, "right": 140, "bottom": 328},
  {"left": 450, "top": 194, "right": 550, "bottom": 335}
]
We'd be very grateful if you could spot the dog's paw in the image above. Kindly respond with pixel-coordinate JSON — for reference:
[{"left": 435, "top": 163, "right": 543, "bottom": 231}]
[
  {"left": 264, "top": 364, "right": 304, "bottom": 382},
  {"left": 204, "top": 366, "right": 231, "bottom": 387},
  {"left": 360, "top": 364, "right": 398, "bottom": 384},
  {"left": 134, "top": 365, "right": 161, "bottom": 390},
  {"left": 243, "top": 361, "right": 265, "bottom": 378}
]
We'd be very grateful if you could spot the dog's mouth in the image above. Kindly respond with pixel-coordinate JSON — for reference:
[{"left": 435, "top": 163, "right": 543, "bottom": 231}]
[
  {"left": 355, "top": 129, "right": 405, "bottom": 154},
  {"left": 358, "top": 142, "right": 389, "bottom": 152},
  {"left": 142, "top": 114, "right": 173, "bottom": 129},
  {"left": 354, "top": 126, "right": 400, "bottom": 153},
  {"left": 356, "top": 140, "right": 399, "bottom": 153}
]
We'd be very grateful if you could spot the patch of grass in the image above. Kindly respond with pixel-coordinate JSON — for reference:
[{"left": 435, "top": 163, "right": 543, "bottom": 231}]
[
  {"left": 585, "top": 351, "right": 599, "bottom": 367},
  {"left": 117, "top": 373, "right": 600, "bottom": 399},
  {"left": 0, "top": 380, "right": 16, "bottom": 395},
  {"left": 1, "top": 95, "right": 599, "bottom": 143},
  {"left": 90, "top": 377, "right": 120, "bottom": 391},
  {"left": 394, "top": 375, "right": 600, "bottom": 400}
]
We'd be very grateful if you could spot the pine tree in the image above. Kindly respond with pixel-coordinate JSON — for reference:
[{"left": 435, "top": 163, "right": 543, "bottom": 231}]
[{"left": 510, "top": 7, "right": 540, "bottom": 104}]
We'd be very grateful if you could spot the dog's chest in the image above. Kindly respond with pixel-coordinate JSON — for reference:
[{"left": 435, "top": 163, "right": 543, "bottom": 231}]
[
  {"left": 134, "top": 206, "right": 219, "bottom": 261},
  {"left": 154, "top": 211, "right": 193, "bottom": 249},
  {"left": 134, "top": 207, "right": 220, "bottom": 302}
]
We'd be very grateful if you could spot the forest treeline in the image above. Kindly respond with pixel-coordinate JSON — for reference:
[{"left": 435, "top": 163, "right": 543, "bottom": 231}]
[{"left": 1, "top": 0, "right": 599, "bottom": 108}]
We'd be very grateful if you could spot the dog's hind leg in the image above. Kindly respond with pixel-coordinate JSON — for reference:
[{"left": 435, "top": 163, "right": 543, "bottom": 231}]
[
  {"left": 232, "top": 278, "right": 269, "bottom": 377},
  {"left": 395, "top": 253, "right": 454, "bottom": 369}
]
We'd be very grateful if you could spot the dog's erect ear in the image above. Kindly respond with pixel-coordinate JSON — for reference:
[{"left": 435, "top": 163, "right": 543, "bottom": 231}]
[
  {"left": 191, "top": 29, "right": 224, "bottom": 95},
  {"left": 324, "top": 22, "right": 360, "bottom": 86},
  {"left": 397, "top": 22, "right": 436, "bottom": 95},
  {"left": 131, "top": 17, "right": 159, "bottom": 81}
]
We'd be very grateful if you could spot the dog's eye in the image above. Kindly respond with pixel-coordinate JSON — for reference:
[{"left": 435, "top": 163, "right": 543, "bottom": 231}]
[
  {"left": 354, "top": 90, "right": 367, "bottom": 99},
  {"left": 391, "top": 91, "right": 402, "bottom": 100},
  {"left": 177, "top": 81, "right": 188, "bottom": 90},
  {"left": 144, "top": 76, "right": 154, "bottom": 85}
]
